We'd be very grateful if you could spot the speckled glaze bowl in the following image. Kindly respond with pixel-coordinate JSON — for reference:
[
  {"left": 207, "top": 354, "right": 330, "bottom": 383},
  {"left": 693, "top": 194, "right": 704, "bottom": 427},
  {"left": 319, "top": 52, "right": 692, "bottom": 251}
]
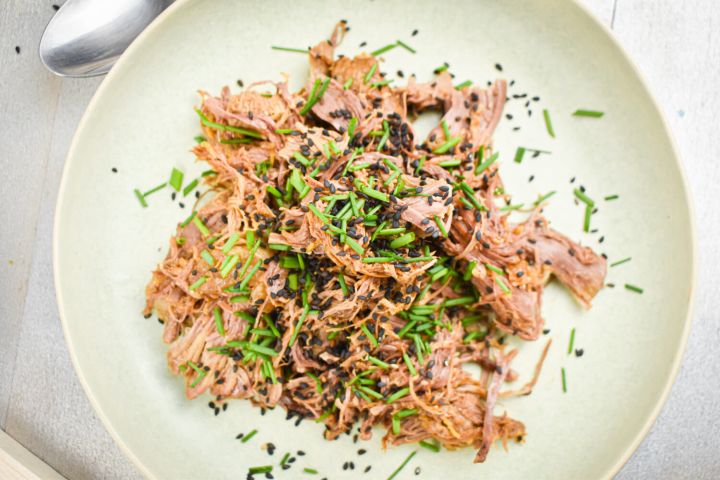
[{"left": 54, "top": 0, "right": 695, "bottom": 478}]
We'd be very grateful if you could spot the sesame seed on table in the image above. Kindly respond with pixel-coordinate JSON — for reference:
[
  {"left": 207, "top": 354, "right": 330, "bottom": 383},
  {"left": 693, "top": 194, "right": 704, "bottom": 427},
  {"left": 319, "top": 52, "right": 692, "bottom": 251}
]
[{"left": 0, "top": 1, "right": 719, "bottom": 479}]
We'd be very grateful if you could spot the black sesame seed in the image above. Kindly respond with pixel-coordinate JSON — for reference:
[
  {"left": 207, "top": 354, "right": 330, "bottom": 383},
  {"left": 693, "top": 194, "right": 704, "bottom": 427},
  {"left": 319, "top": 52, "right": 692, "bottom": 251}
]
[{"left": 15, "top": 46, "right": 20, "bottom": 54}]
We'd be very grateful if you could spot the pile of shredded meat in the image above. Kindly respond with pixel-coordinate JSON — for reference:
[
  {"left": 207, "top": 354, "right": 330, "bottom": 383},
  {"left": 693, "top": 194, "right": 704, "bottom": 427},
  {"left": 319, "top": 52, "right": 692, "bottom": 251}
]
[{"left": 144, "top": 22, "right": 606, "bottom": 463}]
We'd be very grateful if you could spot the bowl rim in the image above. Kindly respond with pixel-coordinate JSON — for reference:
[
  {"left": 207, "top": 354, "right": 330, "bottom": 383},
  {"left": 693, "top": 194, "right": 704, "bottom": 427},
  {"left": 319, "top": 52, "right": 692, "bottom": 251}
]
[{"left": 52, "top": 0, "right": 697, "bottom": 478}]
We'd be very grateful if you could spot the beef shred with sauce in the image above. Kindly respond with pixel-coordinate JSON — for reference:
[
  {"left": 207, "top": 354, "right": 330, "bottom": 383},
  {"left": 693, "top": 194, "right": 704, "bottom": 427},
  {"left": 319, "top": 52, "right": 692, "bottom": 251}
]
[{"left": 144, "top": 22, "right": 606, "bottom": 464}]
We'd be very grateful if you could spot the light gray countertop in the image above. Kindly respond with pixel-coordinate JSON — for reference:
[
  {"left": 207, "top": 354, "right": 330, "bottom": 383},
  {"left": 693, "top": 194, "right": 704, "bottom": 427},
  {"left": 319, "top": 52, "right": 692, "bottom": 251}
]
[{"left": 1, "top": 1, "right": 719, "bottom": 478}]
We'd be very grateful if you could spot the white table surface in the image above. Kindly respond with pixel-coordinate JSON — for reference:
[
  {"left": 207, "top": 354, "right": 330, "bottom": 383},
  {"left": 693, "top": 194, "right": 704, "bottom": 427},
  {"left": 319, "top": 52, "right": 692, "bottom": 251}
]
[{"left": 1, "top": 1, "right": 719, "bottom": 478}]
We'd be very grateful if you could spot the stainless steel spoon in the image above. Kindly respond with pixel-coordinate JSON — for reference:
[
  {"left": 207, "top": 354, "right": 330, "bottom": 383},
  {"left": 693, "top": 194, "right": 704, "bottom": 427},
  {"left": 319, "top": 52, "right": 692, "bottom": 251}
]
[{"left": 39, "top": 0, "right": 173, "bottom": 77}]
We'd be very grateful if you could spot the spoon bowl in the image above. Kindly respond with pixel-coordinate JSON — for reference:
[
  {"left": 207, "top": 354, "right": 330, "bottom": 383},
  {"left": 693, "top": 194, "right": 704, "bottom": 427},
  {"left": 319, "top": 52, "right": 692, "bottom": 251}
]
[{"left": 39, "top": 0, "right": 172, "bottom": 77}]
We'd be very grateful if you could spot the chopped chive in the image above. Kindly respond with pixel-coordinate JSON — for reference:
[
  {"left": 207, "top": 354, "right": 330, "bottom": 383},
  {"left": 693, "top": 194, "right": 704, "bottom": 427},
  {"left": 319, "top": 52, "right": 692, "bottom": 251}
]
[
  {"left": 396, "top": 408, "right": 418, "bottom": 419},
  {"left": 143, "top": 182, "right": 167, "bottom": 198},
  {"left": 269, "top": 243, "right": 291, "bottom": 251},
  {"left": 200, "top": 250, "right": 215, "bottom": 266},
  {"left": 275, "top": 128, "right": 293, "bottom": 134},
  {"left": 303, "top": 468, "right": 318, "bottom": 474},
  {"left": 343, "top": 77, "right": 354, "bottom": 90},
  {"left": 287, "top": 272, "right": 298, "bottom": 290},
  {"left": 245, "top": 230, "right": 255, "bottom": 249},
  {"left": 605, "top": 194, "right": 619, "bottom": 201},
  {"left": 390, "top": 232, "right": 415, "bottom": 249},
  {"left": 501, "top": 203, "right": 524, "bottom": 212},
  {"left": 279, "top": 452, "right": 291, "bottom": 465},
  {"left": 220, "top": 137, "right": 252, "bottom": 145},
  {"left": 376, "top": 227, "right": 406, "bottom": 236},
  {"left": 433, "top": 215, "right": 448, "bottom": 237},
  {"left": 134, "top": 189, "right": 148, "bottom": 208},
  {"left": 371, "top": 79, "right": 394, "bottom": 89},
  {"left": 194, "top": 108, "right": 263, "bottom": 139},
  {"left": 345, "top": 236, "right": 365, "bottom": 255},
  {"left": 347, "top": 117, "right": 358, "bottom": 138},
  {"left": 241, "top": 429, "right": 258, "bottom": 443},
  {"left": 583, "top": 205, "right": 592, "bottom": 232},
  {"left": 213, "top": 307, "right": 225, "bottom": 336},
  {"left": 454, "top": 80, "right": 472, "bottom": 90},
  {"left": 180, "top": 211, "right": 197, "bottom": 227},
  {"left": 201, "top": 169, "right": 217, "bottom": 177},
  {"left": 337, "top": 272, "right": 349, "bottom": 297},
  {"left": 534, "top": 190, "right": 557, "bottom": 206},
  {"left": 574, "top": 188, "right": 595, "bottom": 207},
  {"left": 289, "top": 305, "right": 310, "bottom": 346},
  {"left": 495, "top": 276, "right": 511, "bottom": 294},
  {"left": 182, "top": 178, "right": 199, "bottom": 197},
  {"left": 237, "top": 261, "right": 262, "bottom": 291},
  {"left": 392, "top": 415, "right": 401, "bottom": 435},
  {"left": 443, "top": 296, "right": 475, "bottom": 307},
  {"left": 543, "top": 109, "right": 556, "bottom": 138},
  {"left": 371, "top": 43, "right": 397, "bottom": 56},
  {"left": 293, "top": 151, "right": 313, "bottom": 167},
  {"left": 625, "top": 283, "right": 644, "bottom": 294},
  {"left": 418, "top": 440, "right": 440, "bottom": 452},
  {"left": 386, "top": 387, "right": 409, "bottom": 404},
  {"left": 434, "top": 63, "right": 449, "bottom": 73},
  {"left": 356, "top": 182, "right": 390, "bottom": 203},
  {"left": 271, "top": 45, "right": 308, "bottom": 53},
  {"left": 568, "top": 328, "right": 576, "bottom": 354},
  {"left": 192, "top": 216, "right": 210, "bottom": 236},
  {"left": 357, "top": 385, "right": 384, "bottom": 401},
  {"left": 243, "top": 342, "right": 278, "bottom": 357},
  {"left": 514, "top": 147, "right": 526, "bottom": 163},
  {"left": 364, "top": 63, "right": 377, "bottom": 84},
  {"left": 187, "top": 361, "right": 206, "bottom": 387},
  {"left": 403, "top": 353, "right": 417, "bottom": 376},
  {"left": 387, "top": 450, "right": 418, "bottom": 480},
  {"left": 438, "top": 158, "right": 461, "bottom": 168},
  {"left": 280, "top": 256, "right": 301, "bottom": 269},
  {"left": 367, "top": 355, "right": 389, "bottom": 369},
  {"left": 561, "top": 367, "right": 567, "bottom": 393},
  {"left": 396, "top": 39, "right": 416, "bottom": 53},
  {"left": 573, "top": 109, "right": 604, "bottom": 118},
  {"left": 610, "top": 257, "right": 631, "bottom": 267},
  {"left": 463, "top": 261, "right": 477, "bottom": 281},
  {"left": 194, "top": 135, "right": 206, "bottom": 144},
  {"left": 299, "top": 78, "right": 321, "bottom": 116},
  {"left": 360, "top": 324, "right": 378, "bottom": 347},
  {"left": 306, "top": 372, "right": 323, "bottom": 393},
  {"left": 485, "top": 263, "right": 504, "bottom": 275},
  {"left": 459, "top": 182, "right": 485, "bottom": 211},
  {"left": 475, "top": 151, "right": 498, "bottom": 175},
  {"left": 189, "top": 276, "right": 206, "bottom": 291},
  {"left": 433, "top": 136, "right": 462, "bottom": 154},
  {"left": 220, "top": 254, "right": 240, "bottom": 278},
  {"left": 248, "top": 465, "right": 272, "bottom": 475},
  {"left": 169, "top": 168, "right": 184, "bottom": 192},
  {"left": 362, "top": 256, "right": 395, "bottom": 263}
]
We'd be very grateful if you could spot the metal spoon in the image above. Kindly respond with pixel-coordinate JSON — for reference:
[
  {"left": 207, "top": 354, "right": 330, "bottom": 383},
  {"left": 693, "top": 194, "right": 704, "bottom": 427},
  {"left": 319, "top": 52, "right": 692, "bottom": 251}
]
[{"left": 39, "top": 0, "right": 173, "bottom": 77}]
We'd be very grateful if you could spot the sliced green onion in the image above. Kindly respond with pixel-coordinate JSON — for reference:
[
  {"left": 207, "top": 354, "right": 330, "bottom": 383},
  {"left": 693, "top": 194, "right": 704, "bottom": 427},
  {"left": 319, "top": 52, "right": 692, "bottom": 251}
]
[
  {"left": 200, "top": 250, "right": 215, "bottom": 266},
  {"left": 574, "top": 188, "right": 595, "bottom": 207},
  {"left": 387, "top": 451, "right": 418, "bottom": 480},
  {"left": 433, "top": 136, "right": 462, "bottom": 154},
  {"left": 169, "top": 168, "right": 184, "bottom": 192},
  {"left": 625, "top": 283, "right": 643, "bottom": 294},
  {"left": 143, "top": 182, "right": 167, "bottom": 197},
  {"left": 371, "top": 43, "right": 397, "bottom": 56},
  {"left": 194, "top": 108, "right": 264, "bottom": 139},
  {"left": 220, "top": 254, "right": 240, "bottom": 278},
  {"left": 367, "top": 355, "right": 389, "bottom": 369},
  {"left": 438, "top": 158, "right": 461, "bottom": 168},
  {"left": 396, "top": 39, "right": 416, "bottom": 53},
  {"left": 364, "top": 63, "right": 377, "bottom": 84},
  {"left": 213, "top": 307, "right": 225, "bottom": 336},
  {"left": 610, "top": 257, "right": 631, "bottom": 268},
  {"left": 386, "top": 387, "right": 409, "bottom": 404},
  {"left": 271, "top": 46, "right": 308, "bottom": 53},
  {"left": 475, "top": 151, "right": 498, "bottom": 175},
  {"left": 390, "top": 232, "right": 415, "bottom": 249},
  {"left": 337, "top": 272, "right": 349, "bottom": 297},
  {"left": 543, "top": 109, "right": 556, "bottom": 138},
  {"left": 583, "top": 205, "right": 592, "bottom": 232},
  {"left": 192, "top": 216, "right": 210, "bottom": 236},
  {"left": 573, "top": 109, "right": 604, "bottom": 118},
  {"left": 189, "top": 276, "right": 207, "bottom": 291},
  {"left": 534, "top": 190, "right": 556, "bottom": 206},
  {"left": 134, "top": 189, "right": 148, "bottom": 208},
  {"left": 495, "top": 276, "right": 511, "bottom": 294}
]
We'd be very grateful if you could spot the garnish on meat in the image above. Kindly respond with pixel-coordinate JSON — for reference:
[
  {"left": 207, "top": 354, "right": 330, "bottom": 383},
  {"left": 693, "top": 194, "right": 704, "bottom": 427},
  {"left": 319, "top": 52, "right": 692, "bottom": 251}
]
[{"left": 144, "top": 22, "right": 606, "bottom": 463}]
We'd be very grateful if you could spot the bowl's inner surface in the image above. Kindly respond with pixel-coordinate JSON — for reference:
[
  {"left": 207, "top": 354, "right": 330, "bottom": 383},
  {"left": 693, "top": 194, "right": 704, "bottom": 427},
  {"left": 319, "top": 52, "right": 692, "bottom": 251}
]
[{"left": 55, "top": 0, "right": 693, "bottom": 478}]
